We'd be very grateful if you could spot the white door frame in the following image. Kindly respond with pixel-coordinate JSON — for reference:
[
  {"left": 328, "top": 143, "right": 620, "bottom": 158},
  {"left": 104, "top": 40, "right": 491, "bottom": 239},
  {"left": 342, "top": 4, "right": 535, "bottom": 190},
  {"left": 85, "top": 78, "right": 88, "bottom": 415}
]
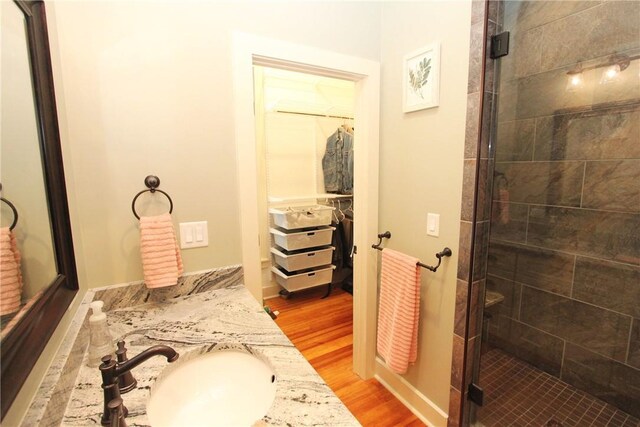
[{"left": 232, "top": 33, "right": 380, "bottom": 379}]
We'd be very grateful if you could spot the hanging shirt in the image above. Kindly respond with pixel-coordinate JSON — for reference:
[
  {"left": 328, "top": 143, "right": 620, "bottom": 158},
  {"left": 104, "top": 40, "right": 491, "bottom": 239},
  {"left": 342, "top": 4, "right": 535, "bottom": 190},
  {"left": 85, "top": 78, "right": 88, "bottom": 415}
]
[{"left": 322, "top": 129, "right": 353, "bottom": 194}]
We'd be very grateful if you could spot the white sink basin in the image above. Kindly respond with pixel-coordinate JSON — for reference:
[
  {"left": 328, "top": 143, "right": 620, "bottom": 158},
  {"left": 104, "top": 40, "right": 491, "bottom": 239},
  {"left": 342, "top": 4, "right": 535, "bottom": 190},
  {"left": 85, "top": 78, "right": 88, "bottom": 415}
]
[{"left": 147, "top": 350, "right": 277, "bottom": 426}]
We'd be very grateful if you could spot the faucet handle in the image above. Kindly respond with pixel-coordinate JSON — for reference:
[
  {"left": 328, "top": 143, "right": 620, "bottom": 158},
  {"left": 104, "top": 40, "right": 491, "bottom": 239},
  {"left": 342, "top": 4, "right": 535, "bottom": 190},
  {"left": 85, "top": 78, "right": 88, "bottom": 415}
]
[
  {"left": 115, "top": 340, "right": 137, "bottom": 393},
  {"left": 108, "top": 397, "right": 128, "bottom": 427},
  {"left": 100, "top": 354, "right": 114, "bottom": 366},
  {"left": 101, "top": 381, "right": 128, "bottom": 426}
]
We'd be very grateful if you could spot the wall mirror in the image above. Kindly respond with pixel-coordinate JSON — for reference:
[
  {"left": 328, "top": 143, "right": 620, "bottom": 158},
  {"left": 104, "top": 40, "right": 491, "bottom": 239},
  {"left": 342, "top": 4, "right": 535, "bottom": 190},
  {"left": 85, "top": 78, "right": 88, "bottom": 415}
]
[{"left": 1, "top": 0, "right": 78, "bottom": 418}]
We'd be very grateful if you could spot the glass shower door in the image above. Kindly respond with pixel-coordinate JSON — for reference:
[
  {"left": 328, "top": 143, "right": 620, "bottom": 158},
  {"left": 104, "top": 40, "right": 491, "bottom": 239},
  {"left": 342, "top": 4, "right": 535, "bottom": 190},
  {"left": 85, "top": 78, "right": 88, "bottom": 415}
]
[{"left": 473, "top": 1, "right": 640, "bottom": 426}]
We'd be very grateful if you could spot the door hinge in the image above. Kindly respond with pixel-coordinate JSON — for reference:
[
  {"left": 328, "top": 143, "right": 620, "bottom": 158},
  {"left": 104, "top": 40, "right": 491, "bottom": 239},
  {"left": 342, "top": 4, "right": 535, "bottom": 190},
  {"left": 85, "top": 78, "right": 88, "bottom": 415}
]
[
  {"left": 353, "top": 245, "right": 357, "bottom": 255},
  {"left": 468, "top": 382, "right": 484, "bottom": 406},
  {"left": 490, "top": 31, "right": 510, "bottom": 59}
]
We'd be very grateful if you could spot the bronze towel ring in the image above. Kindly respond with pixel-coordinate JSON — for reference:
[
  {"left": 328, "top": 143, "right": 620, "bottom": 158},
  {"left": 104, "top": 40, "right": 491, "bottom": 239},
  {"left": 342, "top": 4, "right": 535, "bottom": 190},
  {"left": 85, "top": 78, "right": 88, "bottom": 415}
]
[
  {"left": 0, "top": 198, "right": 18, "bottom": 231},
  {"left": 0, "top": 183, "right": 18, "bottom": 231},
  {"left": 131, "top": 175, "right": 173, "bottom": 220}
]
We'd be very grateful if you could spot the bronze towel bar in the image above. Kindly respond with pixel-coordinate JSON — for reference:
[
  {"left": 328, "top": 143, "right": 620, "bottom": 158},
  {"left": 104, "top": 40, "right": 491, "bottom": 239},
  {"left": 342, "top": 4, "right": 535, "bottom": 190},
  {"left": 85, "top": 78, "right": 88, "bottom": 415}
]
[{"left": 371, "top": 231, "right": 452, "bottom": 272}]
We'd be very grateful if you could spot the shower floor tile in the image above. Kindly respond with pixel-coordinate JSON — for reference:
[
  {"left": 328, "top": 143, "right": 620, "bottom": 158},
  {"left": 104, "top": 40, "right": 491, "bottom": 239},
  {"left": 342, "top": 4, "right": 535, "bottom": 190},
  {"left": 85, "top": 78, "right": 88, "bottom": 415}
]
[{"left": 475, "top": 348, "right": 640, "bottom": 427}]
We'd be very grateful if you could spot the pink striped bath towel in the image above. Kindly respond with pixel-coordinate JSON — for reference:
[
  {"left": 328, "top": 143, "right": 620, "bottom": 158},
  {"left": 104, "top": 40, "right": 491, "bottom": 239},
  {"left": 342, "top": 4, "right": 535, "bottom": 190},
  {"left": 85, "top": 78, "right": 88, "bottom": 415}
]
[
  {"left": 139, "top": 213, "right": 183, "bottom": 289},
  {"left": 377, "top": 248, "right": 421, "bottom": 374}
]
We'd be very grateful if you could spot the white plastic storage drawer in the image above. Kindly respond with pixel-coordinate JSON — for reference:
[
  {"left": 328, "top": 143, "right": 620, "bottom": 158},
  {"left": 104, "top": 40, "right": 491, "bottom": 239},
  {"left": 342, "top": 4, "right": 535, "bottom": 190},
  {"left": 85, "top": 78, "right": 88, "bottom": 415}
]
[
  {"left": 269, "top": 205, "right": 334, "bottom": 230},
  {"left": 270, "top": 246, "right": 334, "bottom": 272},
  {"left": 270, "top": 226, "right": 335, "bottom": 251},
  {"left": 271, "top": 265, "right": 335, "bottom": 292}
]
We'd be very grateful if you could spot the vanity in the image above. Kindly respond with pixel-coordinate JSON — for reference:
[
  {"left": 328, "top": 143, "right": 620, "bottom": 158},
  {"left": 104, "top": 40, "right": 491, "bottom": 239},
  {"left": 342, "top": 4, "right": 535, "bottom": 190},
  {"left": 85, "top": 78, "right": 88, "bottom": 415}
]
[{"left": 25, "top": 267, "right": 359, "bottom": 426}]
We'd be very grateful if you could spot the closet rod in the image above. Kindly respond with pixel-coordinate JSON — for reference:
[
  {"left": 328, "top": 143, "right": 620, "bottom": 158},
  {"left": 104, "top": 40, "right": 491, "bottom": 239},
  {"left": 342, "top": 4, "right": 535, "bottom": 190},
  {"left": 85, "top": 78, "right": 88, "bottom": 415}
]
[{"left": 275, "top": 110, "right": 354, "bottom": 120}]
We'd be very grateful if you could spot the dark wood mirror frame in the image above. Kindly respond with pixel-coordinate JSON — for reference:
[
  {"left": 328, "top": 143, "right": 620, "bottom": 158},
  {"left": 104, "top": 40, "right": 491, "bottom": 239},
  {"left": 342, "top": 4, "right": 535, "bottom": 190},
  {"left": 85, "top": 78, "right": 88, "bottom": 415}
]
[{"left": 1, "top": 0, "right": 79, "bottom": 419}]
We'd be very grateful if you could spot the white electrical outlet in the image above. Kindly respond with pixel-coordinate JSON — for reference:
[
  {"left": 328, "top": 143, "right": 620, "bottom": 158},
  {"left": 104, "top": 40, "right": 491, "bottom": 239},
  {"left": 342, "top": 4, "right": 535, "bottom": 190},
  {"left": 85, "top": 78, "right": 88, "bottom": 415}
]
[
  {"left": 179, "top": 221, "right": 209, "bottom": 249},
  {"left": 427, "top": 213, "right": 440, "bottom": 237}
]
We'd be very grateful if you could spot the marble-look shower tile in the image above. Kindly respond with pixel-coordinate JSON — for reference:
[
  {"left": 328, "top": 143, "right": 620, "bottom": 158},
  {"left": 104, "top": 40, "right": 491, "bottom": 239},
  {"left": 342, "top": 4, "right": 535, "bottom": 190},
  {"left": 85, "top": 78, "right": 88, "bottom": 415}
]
[
  {"left": 447, "top": 386, "right": 462, "bottom": 427},
  {"left": 493, "top": 161, "right": 584, "bottom": 207},
  {"left": 476, "top": 160, "right": 491, "bottom": 222},
  {"left": 469, "top": 280, "right": 484, "bottom": 339},
  {"left": 465, "top": 336, "right": 479, "bottom": 386},
  {"left": 486, "top": 275, "right": 521, "bottom": 319},
  {"left": 489, "top": 202, "right": 528, "bottom": 243},
  {"left": 472, "top": 221, "right": 490, "bottom": 281},
  {"left": 468, "top": 21, "right": 485, "bottom": 95},
  {"left": 488, "top": 316, "right": 564, "bottom": 377},
  {"left": 467, "top": 20, "right": 496, "bottom": 96},
  {"left": 583, "top": 160, "right": 640, "bottom": 212},
  {"left": 487, "top": 0, "right": 503, "bottom": 26},
  {"left": 480, "top": 92, "right": 495, "bottom": 160},
  {"left": 500, "top": 26, "right": 542, "bottom": 80},
  {"left": 450, "top": 334, "right": 465, "bottom": 391},
  {"left": 482, "top": 22, "right": 498, "bottom": 94},
  {"left": 495, "top": 119, "right": 535, "bottom": 161},
  {"left": 496, "top": 78, "right": 518, "bottom": 122},
  {"left": 573, "top": 257, "right": 640, "bottom": 318},
  {"left": 470, "top": 0, "right": 487, "bottom": 26},
  {"left": 464, "top": 92, "right": 481, "bottom": 159},
  {"left": 562, "top": 343, "right": 640, "bottom": 419},
  {"left": 539, "top": 1, "right": 640, "bottom": 72},
  {"left": 503, "top": 1, "right": 601, "bottom": 33},
  {"left": 629, "top": 319, "right": 640, "bottom": 369},
  {"left": 461, "top": 160, "right": 478, "bottom": 222},
  {"left": 534, "top": 107, "right": 640, "bottom": 161},
  {"left": 527, "top": 206, "right": 640, "bottom": 264},
  {"left": 453, "top": 279, "right": 483, "bottom": 339},
  {"left": 457, "top": 221, "right": 473, "bottom": 282},
  {"left": 512, "top": 65, "right": 640, "bottom": 120},
  {"left": 454, "top": 279, "right": 470, "bottom": 337},
  {"left": 520, "top": 286, "right": 632, "bottom": 361},
  {"left": 488, "top": 241, "right": 574, "bottom": 296}
]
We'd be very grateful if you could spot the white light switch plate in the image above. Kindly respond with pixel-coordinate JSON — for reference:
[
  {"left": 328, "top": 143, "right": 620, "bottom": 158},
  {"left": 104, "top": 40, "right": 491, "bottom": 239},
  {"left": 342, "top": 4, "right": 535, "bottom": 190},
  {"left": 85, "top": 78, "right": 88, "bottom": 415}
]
[
  {"left": 179, "top": 221, "right": 209, "bottom": 249},
  {"left": 427, "top": 213, "right": 440, "bottom": 237}
]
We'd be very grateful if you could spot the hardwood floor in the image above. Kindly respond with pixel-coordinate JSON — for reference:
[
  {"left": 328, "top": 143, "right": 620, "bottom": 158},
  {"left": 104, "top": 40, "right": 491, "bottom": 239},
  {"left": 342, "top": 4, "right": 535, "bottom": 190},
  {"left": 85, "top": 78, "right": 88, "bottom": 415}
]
[{"left": 267, "top": 287, "right": 425, "bottom": 427}]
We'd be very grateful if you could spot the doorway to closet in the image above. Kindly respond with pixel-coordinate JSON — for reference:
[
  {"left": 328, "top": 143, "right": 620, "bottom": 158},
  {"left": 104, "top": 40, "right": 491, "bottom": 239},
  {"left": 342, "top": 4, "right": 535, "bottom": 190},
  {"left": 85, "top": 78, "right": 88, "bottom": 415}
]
[
  {"left": 254, "top": 66, "right": 356, "bottom": 301},
  {"left": 233, "top": 33, "right": 381, "bottom": 380}
]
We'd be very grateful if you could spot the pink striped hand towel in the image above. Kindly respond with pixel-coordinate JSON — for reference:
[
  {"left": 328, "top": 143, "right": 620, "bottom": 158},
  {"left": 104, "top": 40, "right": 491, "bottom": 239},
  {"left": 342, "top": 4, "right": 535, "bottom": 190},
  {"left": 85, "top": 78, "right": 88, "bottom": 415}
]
[
  {"left": 139, "top": 213, "right": 183, "bottom": 289},
  {"left": 377, "top": 248, "right": 421, "bottom": 374},
  {"left": 0, "top": 227, "right": 23, "bottom": 315}
]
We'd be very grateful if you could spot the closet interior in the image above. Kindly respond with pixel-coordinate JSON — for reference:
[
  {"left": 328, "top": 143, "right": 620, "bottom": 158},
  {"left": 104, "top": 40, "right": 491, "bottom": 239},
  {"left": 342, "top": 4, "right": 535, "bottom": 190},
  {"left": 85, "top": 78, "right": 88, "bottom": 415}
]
[{"left": 253, "top": 66, "right": 356, "bottom": 299}]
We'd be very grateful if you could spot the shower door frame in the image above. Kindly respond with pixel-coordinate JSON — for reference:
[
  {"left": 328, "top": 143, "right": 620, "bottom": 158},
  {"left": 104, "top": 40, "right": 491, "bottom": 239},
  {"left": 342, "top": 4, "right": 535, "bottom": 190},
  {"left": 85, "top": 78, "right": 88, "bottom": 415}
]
[{"left": 232, "top": 32, "right": 381, "bottom": 379}]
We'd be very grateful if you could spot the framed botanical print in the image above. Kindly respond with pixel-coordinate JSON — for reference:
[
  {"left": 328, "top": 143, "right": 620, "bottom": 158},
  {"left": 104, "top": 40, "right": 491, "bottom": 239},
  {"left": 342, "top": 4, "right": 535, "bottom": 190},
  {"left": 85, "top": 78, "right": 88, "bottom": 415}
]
[{"left": 403, "top": 43, "right": 441, "bottom": 112}]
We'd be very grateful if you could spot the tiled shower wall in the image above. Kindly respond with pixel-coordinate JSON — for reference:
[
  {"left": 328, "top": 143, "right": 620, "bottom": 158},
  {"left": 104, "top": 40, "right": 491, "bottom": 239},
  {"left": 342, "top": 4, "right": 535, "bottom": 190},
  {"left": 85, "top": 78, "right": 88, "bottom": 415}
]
[
  {"left": 485, "top": 0, "right": 640, "bottom": 418},
  {"left": 448, "top": 1, "right": 498, "bottom": 425}
]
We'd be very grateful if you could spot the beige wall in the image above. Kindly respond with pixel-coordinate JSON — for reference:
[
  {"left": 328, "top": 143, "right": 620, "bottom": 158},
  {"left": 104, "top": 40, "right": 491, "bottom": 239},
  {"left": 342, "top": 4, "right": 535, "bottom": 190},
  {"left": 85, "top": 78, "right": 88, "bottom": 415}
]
[
  {"left": 51, "top": 1, "right": 382, "bottom": 289},
  {"left": 378, "top": 0, "right": 471, "bottom": 415}
]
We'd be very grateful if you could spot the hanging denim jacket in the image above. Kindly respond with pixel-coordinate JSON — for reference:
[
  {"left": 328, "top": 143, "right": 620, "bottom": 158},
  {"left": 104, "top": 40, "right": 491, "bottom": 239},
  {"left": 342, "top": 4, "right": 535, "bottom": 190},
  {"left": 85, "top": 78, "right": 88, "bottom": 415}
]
[{"left": 322, "top": 129, "right": 353, "bottom": 194}]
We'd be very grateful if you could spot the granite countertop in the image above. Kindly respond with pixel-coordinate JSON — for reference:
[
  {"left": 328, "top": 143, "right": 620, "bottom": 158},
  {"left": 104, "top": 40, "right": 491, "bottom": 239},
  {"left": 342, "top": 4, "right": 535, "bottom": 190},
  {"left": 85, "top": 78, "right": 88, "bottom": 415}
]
[{"left": 60, "top": 280, "right": 359, "bottom": 426}]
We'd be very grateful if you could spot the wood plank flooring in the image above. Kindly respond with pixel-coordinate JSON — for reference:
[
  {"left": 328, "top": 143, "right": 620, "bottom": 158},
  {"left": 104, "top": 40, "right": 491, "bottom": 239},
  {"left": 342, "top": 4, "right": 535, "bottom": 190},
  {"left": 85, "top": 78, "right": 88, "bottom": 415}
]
[{"left": 267, "top": 287, "right": 425, "bottom": 427}]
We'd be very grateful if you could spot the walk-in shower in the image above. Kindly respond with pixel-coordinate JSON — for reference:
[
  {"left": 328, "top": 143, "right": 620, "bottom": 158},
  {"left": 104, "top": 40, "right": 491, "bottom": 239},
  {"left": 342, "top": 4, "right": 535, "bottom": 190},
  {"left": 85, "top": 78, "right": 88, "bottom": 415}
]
[{"left": 469, "top": 1, "right": 640, "bottom": 426}]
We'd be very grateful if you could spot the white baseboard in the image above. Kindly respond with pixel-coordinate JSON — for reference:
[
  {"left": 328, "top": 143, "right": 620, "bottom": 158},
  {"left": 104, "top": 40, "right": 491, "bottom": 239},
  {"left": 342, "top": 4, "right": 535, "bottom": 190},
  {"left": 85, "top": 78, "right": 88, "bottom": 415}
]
[
  {"left": 262, "top": 283, "right": 281, "bottom": 300},
  {"left": 261, "top": 258, "right": 281, "bottom": 300},
  {"left": 375, "top": 358, "right": 448, "bottom": 427}
]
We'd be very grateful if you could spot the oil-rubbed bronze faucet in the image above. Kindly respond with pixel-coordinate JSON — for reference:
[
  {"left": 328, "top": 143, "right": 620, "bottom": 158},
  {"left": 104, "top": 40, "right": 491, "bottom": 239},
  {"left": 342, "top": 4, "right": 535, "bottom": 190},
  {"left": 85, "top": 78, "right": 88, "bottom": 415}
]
[
  {"left": 107, "top": 397, "right": 127, "bottom": 427},
  {"left": 115, "top": 341, "right": 137, "bottom": 393},
  {"left": 99, "top": 344, "right": 179, "bottom": 426}
]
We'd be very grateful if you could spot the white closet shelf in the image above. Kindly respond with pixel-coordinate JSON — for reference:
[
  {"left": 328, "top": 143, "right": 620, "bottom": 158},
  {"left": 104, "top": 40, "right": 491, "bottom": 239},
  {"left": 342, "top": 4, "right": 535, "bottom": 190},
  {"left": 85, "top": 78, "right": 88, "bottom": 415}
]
[{"left": 268, "top": 194, "right": 352, "bottom": 204}]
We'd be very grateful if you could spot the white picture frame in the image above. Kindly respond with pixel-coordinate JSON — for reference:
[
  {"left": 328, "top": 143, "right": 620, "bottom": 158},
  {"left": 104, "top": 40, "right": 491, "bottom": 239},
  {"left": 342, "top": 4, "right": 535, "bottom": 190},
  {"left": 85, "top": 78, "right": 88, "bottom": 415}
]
[{"left": 403, "top": 43, "right": 440, "bottom": 112}]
